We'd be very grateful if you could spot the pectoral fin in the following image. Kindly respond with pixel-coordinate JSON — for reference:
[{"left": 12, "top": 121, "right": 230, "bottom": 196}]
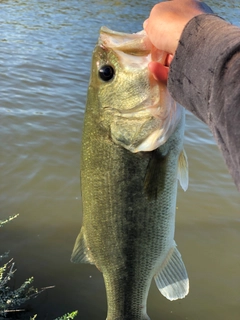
[
  {"left": 144, "top": 149, "right": 168, "bottom": 200},
  {"left": 154, "top": 246, "right": 189, "bottom": 301},
  {"left": 177, "top": 149, "right": 188, "bottom": 191},
  {"left": 71, "top": 228, "right": 94, "bottom": 264}
]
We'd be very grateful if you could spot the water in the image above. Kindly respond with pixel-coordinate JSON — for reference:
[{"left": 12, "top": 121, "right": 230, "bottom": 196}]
[{"left": 0, "top": 0, "right": 239, "bottom": 319}]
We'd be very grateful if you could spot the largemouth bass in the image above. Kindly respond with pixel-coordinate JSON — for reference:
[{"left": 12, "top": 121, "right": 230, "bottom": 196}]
[{"left": 71, "top": 27, "right": 189, "bottom": 320}]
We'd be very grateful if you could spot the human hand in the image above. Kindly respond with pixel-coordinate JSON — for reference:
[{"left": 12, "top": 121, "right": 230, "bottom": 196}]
[{"left": 144, "top": 0, "right": 213, "bottom": 83}]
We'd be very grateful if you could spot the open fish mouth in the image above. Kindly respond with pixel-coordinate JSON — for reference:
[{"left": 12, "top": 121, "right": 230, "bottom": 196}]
[
  {"left": 99, "top": 26, "right": 152, "bottom": 55},
  {"left": 96, "top": 26, "right": 183, "bottom": 153}
]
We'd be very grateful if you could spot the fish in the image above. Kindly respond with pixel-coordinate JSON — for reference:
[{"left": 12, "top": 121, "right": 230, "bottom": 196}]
[{"left": 71, "top": 27, "right": 189, "bottom": 320}]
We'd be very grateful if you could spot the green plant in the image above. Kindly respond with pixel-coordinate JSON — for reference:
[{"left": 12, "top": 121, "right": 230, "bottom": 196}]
[
  {"left": 0, "top": 215, "right": 78, "bottom": 319},
  {"left": 30, "top": 310, "right": 78, "bottom": 320},
  {"left": 54, "top": 311, "right": 78, "bottom": 320},
  {"left": 0, "top": 214, "right": 43, "bottom": 317}
]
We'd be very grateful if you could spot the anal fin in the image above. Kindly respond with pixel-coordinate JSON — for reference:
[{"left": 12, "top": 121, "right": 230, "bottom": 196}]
[
  {"left": 71, "top": 228, "right": 94, "bottom": 265},
  {"left": 154, "top": 246, "right": 189, "bottom": 301}
]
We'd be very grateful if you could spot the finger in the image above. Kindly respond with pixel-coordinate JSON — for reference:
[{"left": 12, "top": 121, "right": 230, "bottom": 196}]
[
  {"left": 148, "top": 61, "right": 169, "bottom": 84},
  {"left": 166, "top": 54, "right": 173, "bottom": 66}
]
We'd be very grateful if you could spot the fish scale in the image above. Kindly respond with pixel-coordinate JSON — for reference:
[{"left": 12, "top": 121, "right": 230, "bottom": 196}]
[{"left": 71, "top": 27, "right": 189, "bottom": 319}]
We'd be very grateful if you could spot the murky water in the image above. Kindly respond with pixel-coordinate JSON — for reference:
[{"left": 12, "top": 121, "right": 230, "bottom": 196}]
[{"left": 0, "top": 0, "right": 239, "bottom": 319}]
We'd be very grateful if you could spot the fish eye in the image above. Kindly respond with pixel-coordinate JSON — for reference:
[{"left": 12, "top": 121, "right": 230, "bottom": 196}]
[{"left": 98, "top": 65, "right": 115, "bottom": 82}]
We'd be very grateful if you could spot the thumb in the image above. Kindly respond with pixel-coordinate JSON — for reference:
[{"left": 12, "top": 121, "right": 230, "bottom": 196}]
[{"left": 148, "top": 61, "right": 169, "bottom": 85}]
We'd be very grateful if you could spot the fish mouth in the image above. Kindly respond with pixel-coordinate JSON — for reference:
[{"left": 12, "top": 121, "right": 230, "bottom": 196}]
[
  {"left": 98, "top": 26, "right": 183, "bottom": 153},
  {"left": 99, "top": 26, "right": 168, "bottom": 65},
  {"left": 99, "top": 26, "right": 152, "bottom": 56}
]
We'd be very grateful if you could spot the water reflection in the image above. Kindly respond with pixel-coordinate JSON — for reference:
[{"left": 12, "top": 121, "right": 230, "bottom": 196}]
[{"left": 207, "top": 0, "right": 240, "bottom": 25}]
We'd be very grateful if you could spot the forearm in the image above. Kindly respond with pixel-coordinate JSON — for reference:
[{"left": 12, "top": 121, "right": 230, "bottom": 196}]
[{"left": 168, "top": 14, "right": 240, "bottom": 190}]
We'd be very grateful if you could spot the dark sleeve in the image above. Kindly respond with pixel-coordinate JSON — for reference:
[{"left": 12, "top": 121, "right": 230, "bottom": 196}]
[{"left": 168, "top": 14, "right": 240, "bottom": 191}]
